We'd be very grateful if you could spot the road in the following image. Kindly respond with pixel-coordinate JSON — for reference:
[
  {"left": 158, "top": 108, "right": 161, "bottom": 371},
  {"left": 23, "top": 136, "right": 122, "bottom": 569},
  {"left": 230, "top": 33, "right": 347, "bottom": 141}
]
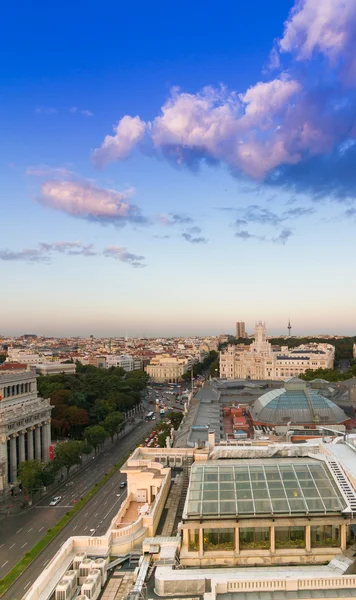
[
  {"left": 339, "top": 359, "right": 351, "bottom": 373},
  {"left": 0, "top": 418, "right": 154, "bottom": 585}
]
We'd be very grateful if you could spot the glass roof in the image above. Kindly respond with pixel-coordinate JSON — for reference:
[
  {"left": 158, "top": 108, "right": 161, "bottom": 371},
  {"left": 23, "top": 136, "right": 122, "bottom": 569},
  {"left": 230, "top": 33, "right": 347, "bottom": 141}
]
[{"left": 185, "top": 462, "right": 346, "bottom": 519}]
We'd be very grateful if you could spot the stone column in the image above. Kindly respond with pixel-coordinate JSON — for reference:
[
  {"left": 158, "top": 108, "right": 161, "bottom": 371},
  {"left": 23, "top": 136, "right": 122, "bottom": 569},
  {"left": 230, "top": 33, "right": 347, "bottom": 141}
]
[
  {"left": 199, "top": 528, "right": 204, "bottom": 557},
  {"left": 35, "top": 426, "right": 42, "bottom": 461},
  {"left": 341, "top": 523, "right": 347, "bottom": 551},
  {"left": 42, "top": 422, "right": 51, "bottom": 462},
  {"left": 27, "top": 427, "right": 34, "bottom": 460},
  {"left": 235, "top": 527, "right": 240, "bottom": 553},
  {"left": 270, "top": 526, "right": 275, "bottom": 553},
  {"left": 305, "top": 525, "right": 311, "bottom": 552},
  {"left": 10, "top": 434, "right": 18, "bottom": 483},
  {"left": 19, "top": 431, "right": 26, "bottom": 464}
]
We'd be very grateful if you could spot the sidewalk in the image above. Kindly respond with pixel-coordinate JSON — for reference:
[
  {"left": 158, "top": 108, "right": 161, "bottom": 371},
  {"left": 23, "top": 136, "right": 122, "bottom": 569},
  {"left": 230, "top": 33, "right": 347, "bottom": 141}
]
[{"left": 0, "top": 415, "right": 143, "bottom": 517}]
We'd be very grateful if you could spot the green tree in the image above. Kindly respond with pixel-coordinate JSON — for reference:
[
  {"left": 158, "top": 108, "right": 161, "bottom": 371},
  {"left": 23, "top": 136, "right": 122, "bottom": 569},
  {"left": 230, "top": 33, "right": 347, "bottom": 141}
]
[
  {"left": 169, "top": 411, "right": 184, "bottom": 430},
  {"left": 103, "top": 412, "right": 124, "bottom": 443},
  {"left": 18, "top": 460, "right": 43, "bottom": 497},
  {"left": 0, "top": 353, "right": 6, "bottom": 364},
  {"left": 54, "top": 440, "right": 84, "bottom": 477},
  {"left": 84, "top": 425, "right": 108, "bottom": 454},
  {"left": 66, "top": 406, "right": 89, "bottom": 438}
]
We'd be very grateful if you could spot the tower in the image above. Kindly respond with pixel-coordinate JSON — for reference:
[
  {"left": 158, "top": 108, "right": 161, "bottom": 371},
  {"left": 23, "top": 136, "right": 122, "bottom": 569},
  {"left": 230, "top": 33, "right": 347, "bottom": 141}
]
[
  {"left": 288, "top": 319, "right": 292, "bottom": 336},
  {"left": 236, "top": 321, "right": 246, "bottom": 339}
]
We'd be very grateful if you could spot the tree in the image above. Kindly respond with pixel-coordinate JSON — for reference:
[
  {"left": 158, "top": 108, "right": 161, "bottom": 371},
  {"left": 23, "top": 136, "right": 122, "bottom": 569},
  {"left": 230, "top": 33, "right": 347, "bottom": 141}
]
[
  {"left": 0, "top": 353, "right": 6, "bottom": 364},
  {"left": 66, "top": 406, "right": 89, "bottom": 438},
  {"left": 54, "top": 440, "right": 84, "bottom": 477},
  {"left": 103, "top": 412, "right": 124, "bottom": 443},
  {"left": 169, "top": 412, "right": 184, "bottom": 430},
  {"left": 84, "top": 425, "right": 108, "bottom": 454},
  {"left": 18, "top": 460, "right": 43, "bottom": 497}
]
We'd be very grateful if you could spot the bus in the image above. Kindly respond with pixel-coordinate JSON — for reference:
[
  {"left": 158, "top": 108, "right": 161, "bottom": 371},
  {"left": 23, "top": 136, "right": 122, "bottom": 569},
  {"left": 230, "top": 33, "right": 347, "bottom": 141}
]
[{"left": 145, "top": 411, "right": 154, "bottom": 421}]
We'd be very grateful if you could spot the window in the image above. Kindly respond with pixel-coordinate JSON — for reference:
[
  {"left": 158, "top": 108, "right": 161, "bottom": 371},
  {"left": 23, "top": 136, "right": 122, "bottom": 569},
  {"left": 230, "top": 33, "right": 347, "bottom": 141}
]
[
  {"left": 239, "top": 527, "right": 270, "bottom": 549},
  {"left": 188, "top": 529, "right": 199, "bottom": 552},
  {"left": 203, "top": 528, "right": 234, "bottom": 551},
  {"left": 311, "top": 525, "right": 339, "bottom": 547},
  {"left": 347, "top": 525, "right": 356, "bottom": 547},
  {"left": 275, "top": 526, "right": 305, "bottom": 549}
]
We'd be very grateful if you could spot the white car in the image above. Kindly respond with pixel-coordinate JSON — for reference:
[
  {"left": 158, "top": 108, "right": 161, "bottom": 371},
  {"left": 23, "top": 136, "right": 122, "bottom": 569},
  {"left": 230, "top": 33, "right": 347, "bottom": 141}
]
[{"left": 50, "top": 496, "right": 62, "bottom": 506}]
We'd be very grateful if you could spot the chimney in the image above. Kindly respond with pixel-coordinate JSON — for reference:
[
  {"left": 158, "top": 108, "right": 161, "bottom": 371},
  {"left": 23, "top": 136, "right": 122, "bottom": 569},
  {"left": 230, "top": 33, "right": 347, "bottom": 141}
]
[{"left": 208, "top": 430, "right": 215, "bottom": 451}]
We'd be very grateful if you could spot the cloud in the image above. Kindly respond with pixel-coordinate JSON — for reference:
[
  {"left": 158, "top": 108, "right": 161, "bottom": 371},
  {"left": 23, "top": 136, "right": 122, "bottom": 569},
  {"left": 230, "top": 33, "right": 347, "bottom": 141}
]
[
  {"left": 229, "top": 204, "right": 314, "bottom": 227},
  {"left": 35, "top": 107, "right": 57, "bottom": 115},
  {"left": 0, "top": 242, "right": 145, "bottom": 268},
  {"left": 27, "top": 165, "right": 76, "bottom": 178},
  {"left": 278, "top": 0, "right": 356, "bottom": 81},
  {"left": 103, "top": 246, "right": 146, "bottom": 268},
  {"left": 39, "top": 242, "right": 97, "bottom": 256},
  {"left": 93, "top": 115, "right": 146, "bottom": 166},
  {"left": 181, "top": 232, "right": 208, "bottom": 244},
  {"left": 92, "top": 0, "right": 356, "bottom": 200},
  {"left": 0, "top": 249, "right": 49, "bottom": 263},
  {"left": 235, "top": 227, "right": 293, "bottom": 244},
  {"left": 0, "top": 242, "right": 96, "bottom": 263},
  {"left": 70, "top": 107, "right": 94, "bottom": 117},
  {"left": 159, "top": 213, "right": 194, "bottom": 226},
  {"left": 153, "top": 234, "right": 171, "bottom": 239},
  {"left": 36, "top": 179, "right": 146, "bottom": 226}
]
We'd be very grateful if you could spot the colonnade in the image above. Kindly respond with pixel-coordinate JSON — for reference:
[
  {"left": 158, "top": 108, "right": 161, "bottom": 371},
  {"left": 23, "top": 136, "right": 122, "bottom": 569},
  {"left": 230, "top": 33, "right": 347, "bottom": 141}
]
[{"left": 7, "top": 420, "right": 51, "bottom": 484}]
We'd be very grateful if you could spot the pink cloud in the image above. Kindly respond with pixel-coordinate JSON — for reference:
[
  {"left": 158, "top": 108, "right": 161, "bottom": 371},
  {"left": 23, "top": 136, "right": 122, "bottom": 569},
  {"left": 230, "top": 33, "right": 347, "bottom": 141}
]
[
  {"left": 92, "top": 0, "right": 356, "bottom": 184},
  {"left": 37, "top": 179, "right": 145, "bottom": 225},
  {"left": 93, "top": 115, "right": 146, "bottom": 166}
]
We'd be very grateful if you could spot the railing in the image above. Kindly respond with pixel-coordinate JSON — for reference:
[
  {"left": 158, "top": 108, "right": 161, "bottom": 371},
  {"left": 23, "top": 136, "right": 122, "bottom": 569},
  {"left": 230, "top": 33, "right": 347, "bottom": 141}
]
[
  {"left": 226, "top": 575, "right": 356, "bottom": 592},
  {"left": 111, "top": 516, "right": 144, "bottom": 539}
]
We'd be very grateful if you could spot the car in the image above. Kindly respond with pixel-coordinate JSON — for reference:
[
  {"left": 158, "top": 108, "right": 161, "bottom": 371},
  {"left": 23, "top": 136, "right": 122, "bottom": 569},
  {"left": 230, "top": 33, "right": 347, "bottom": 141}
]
[
  {"left": 50, "top": 496, "right": 62, "bottom": 506},
  {"left": 120, "top": 481, "right": 127, "bottom": 489},
  {"left": 152, "top": 416, "right": 156, "bottom": 420}
]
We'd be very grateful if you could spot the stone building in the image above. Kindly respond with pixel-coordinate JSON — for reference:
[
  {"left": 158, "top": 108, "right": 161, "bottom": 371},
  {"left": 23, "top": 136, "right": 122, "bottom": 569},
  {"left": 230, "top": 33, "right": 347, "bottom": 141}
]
[
  {"left": 145, "top": 355, "right": 191, "bottom": 382},
  {"left": 220, "top": 322, "right": 335, "bottom": 380},
  {"left": 0, "top": 366, "right": 52, "bottom": 495}
]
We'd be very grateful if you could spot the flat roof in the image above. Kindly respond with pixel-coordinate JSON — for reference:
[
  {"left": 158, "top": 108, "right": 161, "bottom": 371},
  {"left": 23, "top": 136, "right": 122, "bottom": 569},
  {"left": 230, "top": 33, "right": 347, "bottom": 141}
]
[{"left": 184, "top": 460, "right": 346, "bottom": 519}]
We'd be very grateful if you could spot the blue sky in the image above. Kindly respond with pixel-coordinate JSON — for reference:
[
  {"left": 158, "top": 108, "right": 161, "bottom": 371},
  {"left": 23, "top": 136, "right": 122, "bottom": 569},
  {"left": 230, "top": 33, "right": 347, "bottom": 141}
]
[{"left": 1, "top": 0, "right": 356, "bottom": 337}]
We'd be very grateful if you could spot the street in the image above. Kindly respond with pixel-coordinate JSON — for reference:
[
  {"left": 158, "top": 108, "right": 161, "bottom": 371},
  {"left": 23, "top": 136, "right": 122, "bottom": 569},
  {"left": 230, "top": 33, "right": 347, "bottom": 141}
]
[{"left": 0, "top": 418, "right": 154, "bottom": 585}]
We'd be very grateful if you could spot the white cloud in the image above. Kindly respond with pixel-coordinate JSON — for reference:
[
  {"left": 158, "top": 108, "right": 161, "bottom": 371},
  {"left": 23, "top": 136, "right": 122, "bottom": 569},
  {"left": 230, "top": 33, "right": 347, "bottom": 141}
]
[{"left": 93, "top": 115, "right": 146, "bottom": 166}]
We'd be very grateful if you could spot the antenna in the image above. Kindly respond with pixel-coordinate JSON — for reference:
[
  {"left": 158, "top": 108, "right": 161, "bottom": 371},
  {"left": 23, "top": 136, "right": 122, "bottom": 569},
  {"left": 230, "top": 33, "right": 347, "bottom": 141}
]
[{"left": 288, "top": 318, "right": 292, "bottom": 336}]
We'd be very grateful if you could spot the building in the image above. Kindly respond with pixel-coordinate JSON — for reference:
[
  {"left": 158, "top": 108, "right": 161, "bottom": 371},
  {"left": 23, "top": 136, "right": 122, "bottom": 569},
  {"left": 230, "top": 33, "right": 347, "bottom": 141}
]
[
  {"left": 236, "top": 321, "right": 247, "bottom": 339},
  {"left": 250, "top": 377, "right": 349, "bottom": 433},
  {"left": 220, "top": 321, "right": 335, "bottom": 380},
  {"left": 180, "top": 456, "right": 352, "bottom": 566},
  {"left": 0, "top": 366, "right": 52, "bottom": 495},
  {"left": 91, "top": 354, "right": 142, "bottom": 371},
  {"left": 22, "top": 434, "right": 356, "bottom": 600},
  {"left": 34, "top": 363, "right": 76, "bottom": 376},
  {"left": 145, "top": 355, "right": 191, "bottom": 382}
]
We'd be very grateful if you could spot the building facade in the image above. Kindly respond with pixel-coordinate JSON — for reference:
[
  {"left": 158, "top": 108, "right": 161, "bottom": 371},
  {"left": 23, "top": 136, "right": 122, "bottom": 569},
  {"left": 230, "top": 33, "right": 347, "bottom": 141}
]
[
  {"left": 145, "top": 355, "right": 191, "bottom": 382},
  {"left": 0, "top": 367, "right": 52, "bottom": 495},
  {"left": 220, "top": 322, "right": 335, "bottom": 380}
]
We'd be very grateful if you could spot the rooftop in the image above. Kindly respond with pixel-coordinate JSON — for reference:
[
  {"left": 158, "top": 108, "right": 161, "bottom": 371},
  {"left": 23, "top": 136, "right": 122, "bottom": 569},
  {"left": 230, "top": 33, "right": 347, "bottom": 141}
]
[
  {"left": 184, "top": 459, "right": 347, "bottom": 519},
  {"left": 250, "top": 378, "right": 348, "bottom": 425}
]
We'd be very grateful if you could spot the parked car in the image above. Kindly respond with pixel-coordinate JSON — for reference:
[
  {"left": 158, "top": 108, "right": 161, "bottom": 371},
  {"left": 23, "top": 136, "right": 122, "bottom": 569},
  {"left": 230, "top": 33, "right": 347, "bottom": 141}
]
[
  {"left": 120, "top": 481, "right": 127, "bottom": 489},
  {"left": 50, "top": 496, "right": 62, "bottom": 506}
]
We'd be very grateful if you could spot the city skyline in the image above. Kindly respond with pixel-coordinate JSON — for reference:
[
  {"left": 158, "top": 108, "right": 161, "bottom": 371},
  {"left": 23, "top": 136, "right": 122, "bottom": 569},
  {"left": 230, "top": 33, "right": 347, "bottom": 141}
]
[
  {"left": 2, "top": 0, "right": 356, "bottom": 333},
  {"left": 1, "top": 319, "right": 355, "bottom": 338}
]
